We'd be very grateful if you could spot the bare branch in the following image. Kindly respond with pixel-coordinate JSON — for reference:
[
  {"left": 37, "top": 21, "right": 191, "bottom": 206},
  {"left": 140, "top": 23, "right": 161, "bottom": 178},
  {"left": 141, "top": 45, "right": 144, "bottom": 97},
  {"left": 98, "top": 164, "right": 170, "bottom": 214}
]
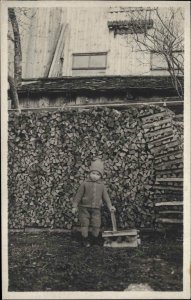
[
  {"left": 8, "top": 8, "right": 22, "bottom": 87},
  {"left": 8, "top": 75, "right": 21, "bottom": 113},
  {"left": 124, "top": 7, "right": 184, "bottom": 99},
  {"left": 155, "top": 8, "right": 176, "bottom": 40}
]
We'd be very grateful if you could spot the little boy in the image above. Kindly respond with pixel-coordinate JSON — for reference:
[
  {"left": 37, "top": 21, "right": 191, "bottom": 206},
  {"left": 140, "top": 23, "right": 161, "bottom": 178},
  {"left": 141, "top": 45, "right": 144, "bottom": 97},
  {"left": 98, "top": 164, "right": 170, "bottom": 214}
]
[{"left": 72, "top": 159, "right": 116, "bottom": 247}]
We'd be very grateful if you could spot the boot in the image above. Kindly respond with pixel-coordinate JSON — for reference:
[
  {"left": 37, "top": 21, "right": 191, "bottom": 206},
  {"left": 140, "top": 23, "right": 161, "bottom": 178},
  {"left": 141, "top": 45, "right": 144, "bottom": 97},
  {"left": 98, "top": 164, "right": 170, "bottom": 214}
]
[
  {"left": 81, "top": 237, "right": 90, "bottom": 247},
  {"left": 91, "top": 235, "right": 99, "bottom": 246},
  {"left": 91, "top": 232, "right": 104, "bottom": 246}
]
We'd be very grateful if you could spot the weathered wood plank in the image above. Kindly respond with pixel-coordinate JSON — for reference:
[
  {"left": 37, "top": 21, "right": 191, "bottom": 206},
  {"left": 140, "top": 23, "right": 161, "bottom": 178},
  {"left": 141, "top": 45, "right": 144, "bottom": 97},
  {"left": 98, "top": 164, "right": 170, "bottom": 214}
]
[
  {"left": 102, "top": 229, "right": 138, "bottom": 237},
  {"left": 8, "top": 101, "right": 184, "bottom": 111},
  {"left": 48, "top": 23, "right": 68, "bottom": 77},
  {"left": 155, "top": 201, "right": 183, "bottom": 206}
]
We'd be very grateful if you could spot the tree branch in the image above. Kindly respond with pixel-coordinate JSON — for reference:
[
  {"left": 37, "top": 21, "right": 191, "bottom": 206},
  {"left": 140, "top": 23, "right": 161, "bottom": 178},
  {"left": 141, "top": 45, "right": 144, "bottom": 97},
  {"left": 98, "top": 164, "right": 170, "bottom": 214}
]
[
  {"left": 125, "top": 7, "right": 184, "bottom": 98},
  {"left": 8, "top": 8, "right": 22, "bottom": 87},
  {"left": 7, "top": 34, "right": 15, "bottom": 43},
  {"left": 8, "top": 75, "right": 21, "bottom": 113}
]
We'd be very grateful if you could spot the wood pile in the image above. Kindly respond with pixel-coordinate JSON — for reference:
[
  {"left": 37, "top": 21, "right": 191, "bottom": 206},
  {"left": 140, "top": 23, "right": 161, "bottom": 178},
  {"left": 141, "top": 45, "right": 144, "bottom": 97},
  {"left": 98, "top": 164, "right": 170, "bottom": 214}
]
[
  {"left": 8, "top": 106, "right": 183, "bottom": 230},
  {"left": 141, "top": 110, "right": 183, "bottom": 230},
  {"left": 154, "top": 201, "right": 183, "bottom": 232}
]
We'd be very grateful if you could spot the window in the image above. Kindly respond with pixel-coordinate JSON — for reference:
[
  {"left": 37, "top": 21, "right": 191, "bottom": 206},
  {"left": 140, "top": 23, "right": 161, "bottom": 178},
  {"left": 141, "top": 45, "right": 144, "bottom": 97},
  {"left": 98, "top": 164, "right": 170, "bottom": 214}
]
[
  {"left": 151, "top": 51, "right": 184, "bottom": 71},
  {"left": 151, "top": 52, "right": 168, "bottom": 70},
  {"left": 72, "top": 53, "right": 107, "bottom": 70}
]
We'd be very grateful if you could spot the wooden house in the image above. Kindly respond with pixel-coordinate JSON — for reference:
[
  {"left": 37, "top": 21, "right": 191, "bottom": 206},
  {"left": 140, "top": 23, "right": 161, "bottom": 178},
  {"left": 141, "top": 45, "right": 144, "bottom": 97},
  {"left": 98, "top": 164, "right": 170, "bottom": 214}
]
[{"left": 8, "top": 6, "right": 184, "bottom": 113}]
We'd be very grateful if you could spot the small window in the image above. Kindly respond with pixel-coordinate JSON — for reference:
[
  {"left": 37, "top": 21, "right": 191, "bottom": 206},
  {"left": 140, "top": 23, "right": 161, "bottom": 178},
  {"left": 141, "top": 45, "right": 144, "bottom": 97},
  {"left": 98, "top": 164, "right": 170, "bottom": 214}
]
[
  {"left": 151, "top": 51, "right": 184, "bottom": 71},
  {"left": 72, "top": 53, "right": 107, "bottom": 70},
  {"left": 73, "top": 55, "right": 89, "bottom": 69},
  {"left": 151, "top": 52, "right": 168, "bottom": 70}
]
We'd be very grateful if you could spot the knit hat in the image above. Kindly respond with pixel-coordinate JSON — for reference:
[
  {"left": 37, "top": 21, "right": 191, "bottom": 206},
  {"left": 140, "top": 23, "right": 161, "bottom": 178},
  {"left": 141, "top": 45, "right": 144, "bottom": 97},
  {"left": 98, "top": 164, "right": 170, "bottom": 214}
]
[{"left": 90, "top": 159, "right": 104, "bottom": 177}]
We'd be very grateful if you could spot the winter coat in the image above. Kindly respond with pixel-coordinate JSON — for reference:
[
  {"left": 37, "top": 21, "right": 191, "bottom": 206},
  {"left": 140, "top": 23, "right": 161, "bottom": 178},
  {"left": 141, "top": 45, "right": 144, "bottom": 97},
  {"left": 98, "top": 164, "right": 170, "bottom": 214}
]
[{"left": 73, "top": 178, "right": 112, "bottom": 210}]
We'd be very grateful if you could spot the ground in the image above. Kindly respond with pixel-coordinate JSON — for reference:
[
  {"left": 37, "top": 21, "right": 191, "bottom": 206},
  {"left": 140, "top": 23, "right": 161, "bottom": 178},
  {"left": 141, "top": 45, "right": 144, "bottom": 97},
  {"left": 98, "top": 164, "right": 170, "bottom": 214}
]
[{"left": 8, "top": 231, "right": 183, "bottom": 291}]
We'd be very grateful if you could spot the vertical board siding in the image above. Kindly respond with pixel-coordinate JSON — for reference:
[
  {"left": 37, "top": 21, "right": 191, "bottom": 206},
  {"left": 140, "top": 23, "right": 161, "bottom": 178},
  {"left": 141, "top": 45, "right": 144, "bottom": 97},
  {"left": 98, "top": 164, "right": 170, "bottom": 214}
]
[
  {"left": 20, "top": 8, "right": 66, "bottom": 78},
  {"left": 62, "top": 7, "right": 152, "bottom": 77},
  {"left": 9, "top": 7, "right": 181, "bottom": 79},
  {"left": 48, "top": 24, "right": 69, "bottom": 77}
]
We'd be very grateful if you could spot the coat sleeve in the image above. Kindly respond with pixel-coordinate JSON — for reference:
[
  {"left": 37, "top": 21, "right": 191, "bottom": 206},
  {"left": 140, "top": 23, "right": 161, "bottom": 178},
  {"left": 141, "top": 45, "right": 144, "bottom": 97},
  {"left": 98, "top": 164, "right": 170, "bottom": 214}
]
[
  {"left": 102, "top": 184, "right": 112, "bottom": 210},
  {"left": 73, "top": 182, "right": 85, "bottom": 208}
]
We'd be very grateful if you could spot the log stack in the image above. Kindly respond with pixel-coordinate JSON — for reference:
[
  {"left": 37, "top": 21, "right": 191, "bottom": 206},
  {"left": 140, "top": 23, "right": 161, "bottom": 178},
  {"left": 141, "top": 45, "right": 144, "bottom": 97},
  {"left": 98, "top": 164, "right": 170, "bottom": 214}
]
[
  {"left": 141, "top": 109, "right": 183, "bottom": 231},
  {"left": 8, "top": 106, "right": 183, "bottom": 230}
]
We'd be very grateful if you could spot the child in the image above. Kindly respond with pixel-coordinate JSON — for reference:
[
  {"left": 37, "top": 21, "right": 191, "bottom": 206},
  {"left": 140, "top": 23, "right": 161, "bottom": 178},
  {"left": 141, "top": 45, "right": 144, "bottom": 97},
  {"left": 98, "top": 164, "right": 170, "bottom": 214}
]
[{"left": 72, "top": 159, "right": 116, "bottom": 247}]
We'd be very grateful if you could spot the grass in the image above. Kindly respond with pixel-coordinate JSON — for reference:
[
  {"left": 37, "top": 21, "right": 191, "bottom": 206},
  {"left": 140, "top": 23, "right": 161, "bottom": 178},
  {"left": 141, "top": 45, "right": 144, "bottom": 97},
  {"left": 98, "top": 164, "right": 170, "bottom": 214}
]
[{"left": 8, "top": 231, "right": 183, "bottom": 291}]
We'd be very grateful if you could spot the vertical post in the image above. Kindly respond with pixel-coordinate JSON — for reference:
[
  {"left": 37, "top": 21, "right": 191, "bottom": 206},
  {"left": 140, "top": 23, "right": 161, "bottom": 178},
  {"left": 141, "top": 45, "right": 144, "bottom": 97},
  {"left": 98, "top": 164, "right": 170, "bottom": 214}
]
[{"left": 111, "top": 211, "right": 117, "bottom": 232}]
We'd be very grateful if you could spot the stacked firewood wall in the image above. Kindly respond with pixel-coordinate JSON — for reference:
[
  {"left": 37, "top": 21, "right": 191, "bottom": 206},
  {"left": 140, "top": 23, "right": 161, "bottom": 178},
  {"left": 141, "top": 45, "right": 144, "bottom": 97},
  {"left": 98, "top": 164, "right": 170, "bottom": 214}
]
[
  {"left": 141, "top": 110, "right": 183, "bottom": 228},
  {"left": 8, "top": 106, "right": 183, "bottom": 230}
]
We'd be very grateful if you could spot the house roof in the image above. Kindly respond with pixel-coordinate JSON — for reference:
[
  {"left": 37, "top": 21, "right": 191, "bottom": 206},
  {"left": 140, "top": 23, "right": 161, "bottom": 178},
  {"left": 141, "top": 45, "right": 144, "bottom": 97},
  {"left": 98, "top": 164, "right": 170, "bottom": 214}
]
[{"left": 19, "top": 75, "right": 183, "bottom": 95}]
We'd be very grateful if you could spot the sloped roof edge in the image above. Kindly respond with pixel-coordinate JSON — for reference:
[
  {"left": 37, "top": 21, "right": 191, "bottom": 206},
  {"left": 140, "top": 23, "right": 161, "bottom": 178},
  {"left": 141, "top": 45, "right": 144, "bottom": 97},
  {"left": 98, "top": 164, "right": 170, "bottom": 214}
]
[{"left": 19, "top": 75, "right": 184, "bottom": 94}]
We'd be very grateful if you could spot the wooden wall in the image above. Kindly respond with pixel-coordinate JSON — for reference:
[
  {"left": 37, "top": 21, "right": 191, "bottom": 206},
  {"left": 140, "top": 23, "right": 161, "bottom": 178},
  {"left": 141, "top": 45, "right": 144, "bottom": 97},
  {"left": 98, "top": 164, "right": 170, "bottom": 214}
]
[
  {"left": 8, "top": 7, "right": 183, "bottom": 79},
  {"left": 8, "top": 8, "right": 67, "bottom": 78}
]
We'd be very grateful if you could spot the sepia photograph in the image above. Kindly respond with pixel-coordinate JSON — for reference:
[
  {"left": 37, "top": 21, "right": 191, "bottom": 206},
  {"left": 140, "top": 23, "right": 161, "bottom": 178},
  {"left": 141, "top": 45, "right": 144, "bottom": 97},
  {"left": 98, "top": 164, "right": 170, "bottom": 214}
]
[{"left": 1, "top": 0, "right": 190, "bottom": 299}]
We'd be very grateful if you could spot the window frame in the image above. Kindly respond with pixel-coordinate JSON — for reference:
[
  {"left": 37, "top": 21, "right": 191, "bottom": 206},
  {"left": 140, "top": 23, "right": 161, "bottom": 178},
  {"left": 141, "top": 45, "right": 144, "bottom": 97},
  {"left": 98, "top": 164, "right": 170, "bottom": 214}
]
[
  {"left": 72, "top": 52, "right": 108, "bottom": 70},
  {"left": 150, "top": 50, "right": 184, "bottom": 71}
]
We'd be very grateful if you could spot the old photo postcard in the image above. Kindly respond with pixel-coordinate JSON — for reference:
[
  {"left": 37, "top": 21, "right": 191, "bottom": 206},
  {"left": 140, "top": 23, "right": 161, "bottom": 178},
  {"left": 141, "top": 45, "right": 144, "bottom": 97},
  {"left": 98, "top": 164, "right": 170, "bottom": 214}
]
[{"left": 1, "top": 1, "right": 191, "bottom": 299}]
